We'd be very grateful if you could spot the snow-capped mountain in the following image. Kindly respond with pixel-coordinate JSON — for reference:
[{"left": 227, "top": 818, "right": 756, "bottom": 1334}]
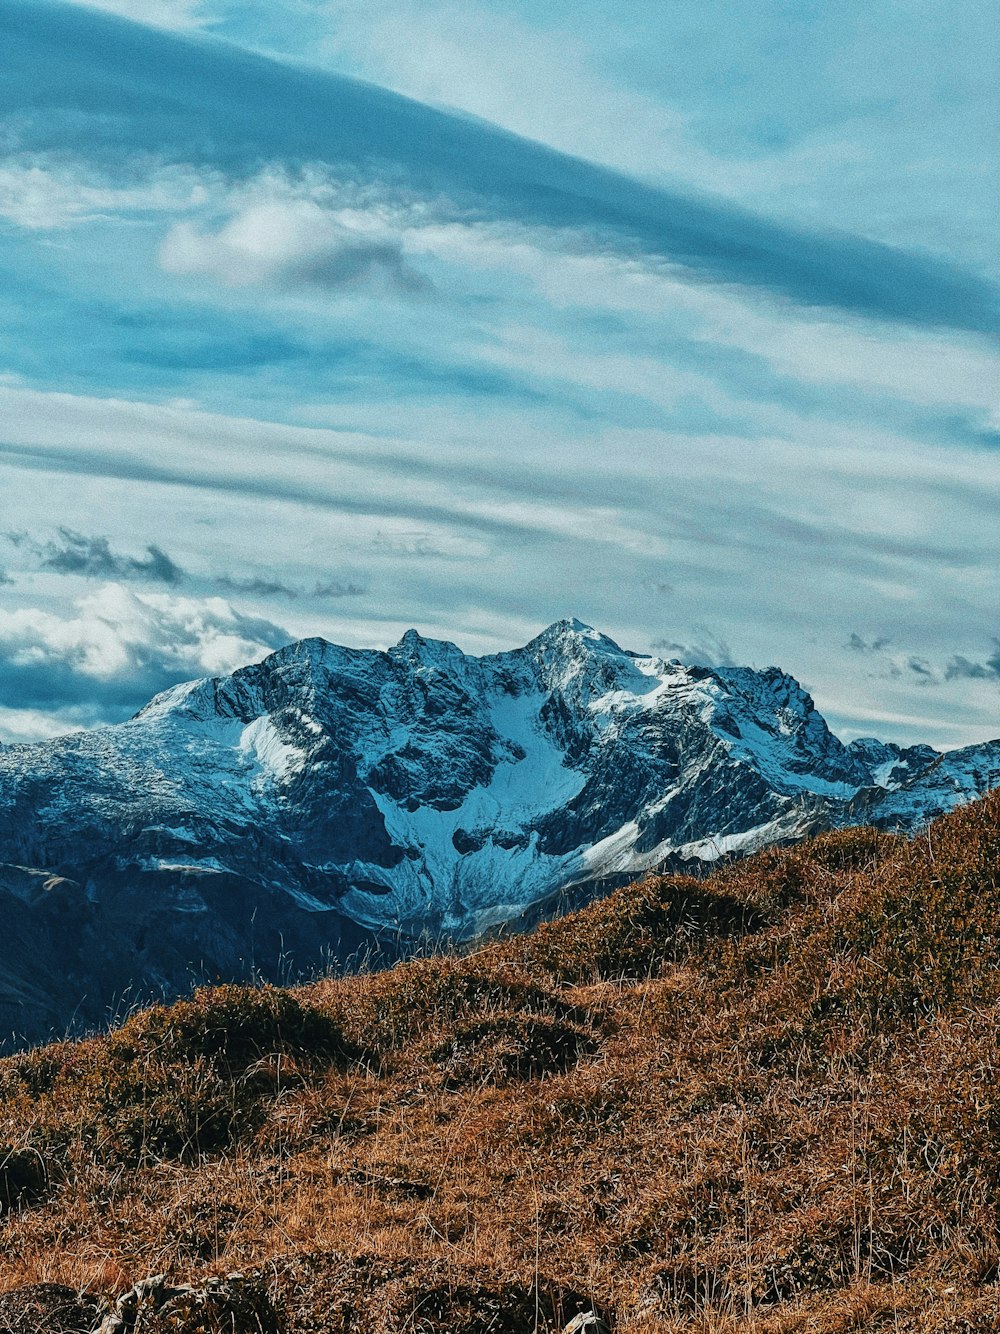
[{"left": 1, "top": 619, "right": 998, "bottom": 1047}]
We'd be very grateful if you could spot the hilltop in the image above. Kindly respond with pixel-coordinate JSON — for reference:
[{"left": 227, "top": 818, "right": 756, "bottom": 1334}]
[{"left": 1, "top": 788, "right": 999, "bottom": 1331}]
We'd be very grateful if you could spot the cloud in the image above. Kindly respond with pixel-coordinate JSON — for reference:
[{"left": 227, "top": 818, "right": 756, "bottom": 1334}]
[
  {"left": 314, "top": 0, "right": 997, "bottom": 277},
  {"left": 159, "top": 200, "right": 431, "bottom": 294},
  {"left": 0, "top": 583, "right": 291, "bottom": 724},
  {"left": 651, "top": 629, "right": 735, "bottom": 669},
  {"left": 313, "top": 579, "right": 367, "bottom": 598},
  {"left": 215, "top": 574, "right": 301, "bottom": 600},
  {"left": 57, "top": 0, "right": 210, "bottom": 32},
  {"left": 846, "top": 633, "right": 891, "bottom": 654},
  {"left": 371, "top": 530, "right": 469, "bottom": 559},
  {"left": 317, "top": 0, "right": 692, "bottom": 186},
  {"left": 906, "top": 656, "right": 936, "bottom": 683},
  {"left": 215, "top": 574, "right": 366, "bottom": 599},
  {"left": 31, "top": 529, "right": 186, "bottom": 584},
  {"left": 5, "top": 0, "right": 998, "bottom": 332},
  {"left": 0, "top": 704, "right": 98, "bottom": 745},
  {"left": 0, "top": 156, "right": 210, "bottom": 229},
  {"left": 945, "top": 642, "right": 1000, "bottom": 681},
  {"left": 844, "top": 634, "right": 1000, "bottom": 692}
]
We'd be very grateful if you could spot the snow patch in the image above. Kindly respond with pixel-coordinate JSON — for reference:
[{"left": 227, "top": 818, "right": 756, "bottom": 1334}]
[{"left": 238, "top": 716, "right": 305, "bottom": 781}]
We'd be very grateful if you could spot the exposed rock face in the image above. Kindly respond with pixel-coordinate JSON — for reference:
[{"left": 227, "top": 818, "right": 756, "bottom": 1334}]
[{"left": 1, "top": 619, "right": 998, "bottom": 1049}]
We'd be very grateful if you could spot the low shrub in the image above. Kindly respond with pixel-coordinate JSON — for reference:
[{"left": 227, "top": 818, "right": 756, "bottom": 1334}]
[
  {"left": 432, "top": 1012, "right": 599, "bottom": 1086},
  {"left": 108, "top": 984, "right": 357, "bottom": 1074}
]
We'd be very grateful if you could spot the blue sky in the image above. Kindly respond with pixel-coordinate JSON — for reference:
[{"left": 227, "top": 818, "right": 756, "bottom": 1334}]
[{"left": 0, "top": 0, "right": 997, "bottom": 747}]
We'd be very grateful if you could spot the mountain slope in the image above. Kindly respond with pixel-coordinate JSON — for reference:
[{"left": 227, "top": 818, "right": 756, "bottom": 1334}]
[
  {"left": 2, "top": 792, "right": 1000, "bottom": 1331},
  {"left": 0, "top": 619, "right": 998, "bottom": 1047}
]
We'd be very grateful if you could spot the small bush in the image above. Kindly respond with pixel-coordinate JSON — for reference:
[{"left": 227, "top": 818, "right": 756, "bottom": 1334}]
[
  {"left": 0, "top": 1283, "right": 98, "bottom": 1334},
  {"left": 432, "top": 1012, "right": 599, "bottom": 1086},
  {"left": 506, "top": 875, "right": 767, "bottom": 983},
  {"left": 321, "top": 955, "right": 575, "bottom": 1052},
  {"left": 108, "top": 984, "right": 357, "bottom": 1074}
]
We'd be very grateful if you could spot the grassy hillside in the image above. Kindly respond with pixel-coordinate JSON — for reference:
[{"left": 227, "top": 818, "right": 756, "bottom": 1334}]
[{"left": 2, "top": 791, "right": 1000, "bottom": 1331}]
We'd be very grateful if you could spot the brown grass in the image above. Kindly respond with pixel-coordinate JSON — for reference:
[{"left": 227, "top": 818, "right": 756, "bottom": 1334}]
[{"left": 3, "top": 792, "right": 1000, "bottom": 1331}]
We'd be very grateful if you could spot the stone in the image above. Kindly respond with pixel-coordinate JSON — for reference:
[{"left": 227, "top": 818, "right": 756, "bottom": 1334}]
[{"left": 563, "top": 1313, "right": 612, "bottom": 1334}]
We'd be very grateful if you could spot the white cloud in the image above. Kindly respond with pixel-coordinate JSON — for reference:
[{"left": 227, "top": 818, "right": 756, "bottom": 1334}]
[
  {"left": 0, "top": 582, "right": 289, "bottom": 688},
  {"left": 159, "top": 196, "right": 429, "bottom": 292},
  {"left": 57, "top": 0, "right": 211, "bottom": 32},
  {"left": 0, "top": 158, "right": 211, "bottom": 229},
  {"left": 0, "top": 707, "right": 90, "bottom": 746}
]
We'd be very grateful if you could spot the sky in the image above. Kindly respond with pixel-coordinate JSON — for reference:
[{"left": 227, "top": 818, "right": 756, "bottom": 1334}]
[{"left": 0, "top": 0, "right": 997, "bottom": 749}]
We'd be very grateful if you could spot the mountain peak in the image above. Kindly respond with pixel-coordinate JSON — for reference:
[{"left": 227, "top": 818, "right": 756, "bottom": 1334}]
[
  {"left": 531, "top": 618, "right": 626, "bottom": 654},
  {"left": 389, "top": 627, "right": 465, "bottom": 667}
]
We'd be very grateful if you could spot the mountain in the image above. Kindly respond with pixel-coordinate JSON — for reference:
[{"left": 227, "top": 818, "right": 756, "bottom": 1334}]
[{"left": 1, "top": 618, "right": 998, "bottom": 1048}]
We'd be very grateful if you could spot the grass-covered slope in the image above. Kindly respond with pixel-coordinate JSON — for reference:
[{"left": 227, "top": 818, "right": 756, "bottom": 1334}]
[{"left": 2, "top": 791, "right": 1000, "bottom": 1331}]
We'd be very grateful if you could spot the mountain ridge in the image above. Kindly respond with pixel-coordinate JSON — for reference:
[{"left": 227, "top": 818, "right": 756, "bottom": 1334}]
[{"left": 1, "top": 618, "right": 998, "bottom": 1048}]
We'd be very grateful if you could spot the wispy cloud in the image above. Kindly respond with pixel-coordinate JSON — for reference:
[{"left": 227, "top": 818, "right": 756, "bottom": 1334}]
[
  {"left": 5, "top": 1, "right": 998, "bottom": 332},
  {"left": 846, "top": 633, "right": 892, "bottom": 654},
  {"left": 215, "top": 574, "right": 301, "bottom": 600},
  {"left": 215, "top": 573, "right": 367, "bottom": 600},
  {"left": 841, "top": 632, "right": 1000, "bottom": 693},
  {"left": 313, "top": 578, "right": 367, "bottom": 599},
  {"left": 946, "top": 644, "right": 1000, "bottom": 682},
  {"left": 651, "top": 630, "right": 735, "bottom": 669},
  {"left": 0, "top": 156, "right": 209, "bottom": 229},
  {"left": 26, "top": 529, "right": 186, "bottom": 584}
]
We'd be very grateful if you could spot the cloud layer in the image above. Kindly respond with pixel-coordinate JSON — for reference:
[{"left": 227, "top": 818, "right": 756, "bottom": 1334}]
[{"left": 6, "top": 1, "right": 999, "bottom": 333}]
